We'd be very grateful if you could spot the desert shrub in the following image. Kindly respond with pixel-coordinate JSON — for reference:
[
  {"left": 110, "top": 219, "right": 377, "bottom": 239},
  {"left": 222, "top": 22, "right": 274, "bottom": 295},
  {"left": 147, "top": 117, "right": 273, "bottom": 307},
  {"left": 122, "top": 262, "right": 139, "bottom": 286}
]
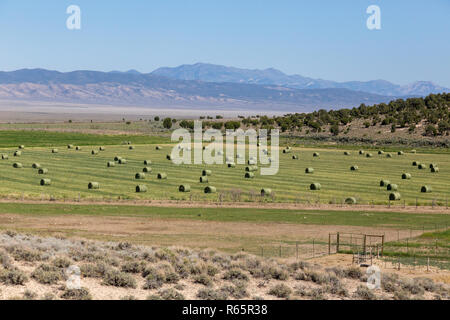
[
  {"left": 325, "top": 280, "right": 349, "bottom": 297},
  {"left": 23, "top": 290, "right": 38, "bottom": 300},
  {"left": 103, "top": 270, "right": 137, "bottom": 288},
  {"left": 121, "top": 295, "right": 137, "bottom": 300},
  {"left": 400, "top": 279, "right": 425, "bottom": 295},
  {"left": 197, "top": 288, "right": 228, "bottom": 300},
  {"left": 7, "top": 247, "right": 42, "bottom": 262},
  {"left": 344, "top": 266, "right": 363, "bottom": 279},
  {"left": 325, "top": 266, "right": 346, "bottom": 278},
  {"left": 173, "top": 261, "right": 190, "bottom": 278},
  {"left": 61, "top": 287, "right": 92, "bottom": 300},
  {"left": 193, "top": 274, "right": 213, "bottom": 287},
  {"left": 142, "top": 251, "right": 157, "bottom": 263},
  {"left": 0, "top": 250, "right": 12, "bottom": 269},
  {"left": 52, "top": 257, "right": 72, "bottom": 269},
  {"left": 353, "top": 285, "right": 377, "bottom": 300},
  {"left": 211, "top": 254, "right": 231, "bottom": 268},
  {"left": 306, "top": 271, "right": 329, "bottom": 284},
  {"left": 393, "top": 289, "right": 411, "bottom": 300},
  {"left": 155, "top": 248, "right": 175, "bottom": 262},
  {"left": 250, "top": 265, "right": 288, "bottom": 280},
  {"left": 175, "top": 284, "right": 186, "bottom": 291},
  {"left": 146, "top": 294, "right": 162, "bottom": 300},
  {"left": 206, "top": 264, "right": 219, "bottom": 277},
  {"left": 294, "top": 271, "right": 307, "bottom": 281},
  {"left": 159, "top": 288, "right": 185, "bottom": 300},
  {"left": 308, "top": 288, "right": 326, "bottom": 300},
  {"left": 116, "top": 242, "right": 132, "bottom": 250},
  {"left": 165, "top": 271, "right": 180, "bottom": 284},
  {"left": 143, "top": 270, "right": 166, "bottom": 290},
  {"left": 0, "top": 268, "right": 28, "bottom": 285},
  {"left": 80, "top": 262, "right": 110, "bottom": 278},
  {"left": 220, "top": 281, "right": 249, "bottom": 299},
  {"left": 41, "top": 293, "right": 55, "bottom": 300},
  {"left": 223, "top": 268, "right": 249, "bottom": 282},
  {"left": 31, "top": 264, "right": 63, "bottom": 285},
  {"left": 269, "top": 284, "right": 292, "bottom": 299},
  {"left": 381, "top": 273, "right": 400, "bottom": 293},
  {"left": 413, "top": 277, "right": 437, "bottom": 292},
  {"left": 121, "top": 261, "right": 145, "bottom": 274},
  {"left": 288, "top": 261, "right": 311, "bottom": 272}
]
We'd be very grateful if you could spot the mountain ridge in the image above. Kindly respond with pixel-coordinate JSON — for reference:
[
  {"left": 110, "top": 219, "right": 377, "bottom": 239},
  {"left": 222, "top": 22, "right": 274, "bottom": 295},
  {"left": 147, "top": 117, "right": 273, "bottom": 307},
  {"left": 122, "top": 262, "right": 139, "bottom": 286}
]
[{"left": 152, "top": 63, "right": 449, "bottom": 97}]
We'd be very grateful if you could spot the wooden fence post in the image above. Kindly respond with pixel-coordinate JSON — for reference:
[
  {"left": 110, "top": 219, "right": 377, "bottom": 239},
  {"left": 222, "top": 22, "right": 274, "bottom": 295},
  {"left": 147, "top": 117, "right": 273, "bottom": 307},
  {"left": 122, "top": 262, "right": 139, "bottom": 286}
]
[
  {"left": 363, "top": 234, "right": 367, "bottom": 255},
  {"left": 328, "top": 234, "right": 331, "bottom": 255},
  {"left": 336, "top": 232, "right": 340, "bottom": 253}
]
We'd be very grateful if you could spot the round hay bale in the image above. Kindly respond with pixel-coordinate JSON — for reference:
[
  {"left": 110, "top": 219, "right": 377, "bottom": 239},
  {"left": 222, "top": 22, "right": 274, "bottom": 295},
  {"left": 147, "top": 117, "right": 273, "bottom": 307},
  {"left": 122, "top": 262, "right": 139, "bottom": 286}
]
[
  {"left": 118, "top": 159, "right": 127, "bottom": 164},
  {"left": 227, "top": 163, "right": 236, "bottom": 168},
  {"left": 261, "top": 188, "right": 272, "bottom": 196},
  {"left": 402, "top": 173, "right": 412, "bottom": 180},
  {"left": 366, "top": 153, "right": 373, "bottom": 158},
  {"left": 143, "top": 167, "right": 152, "bottom": 173},
  {"left": 91, "top": 150, "right": 98, "bottom": 155},
  {"left": 38, "top": 168, "right": 48, "bottom": 174},
  {"left": 411, "top": 150, "right": 417, "bottom": 154},
  {"left": 202, "top": 170, "right": 212, "bottom": 176},
  {"left": 345, "top": 197, "right": 357, "bottom": 205},
  {"left": 380, "top": 180, "right": 390, "bottom": 187},
  {"left": 387, "top": 184, "right": 398, "bottom": 191},
  {"left": 429, "top": 163, "right": 437, "bottom": 169},
  {"left": 282, "top": 149, "right": 292, "bottom": 154},
  {"left": 136, "top": 185, "right": 148, "bottom": 193},
  {"left": 40, "top": 179, "right": 51, "bottom": 186},
  {"left": 32, "top": 163, "right": 41, "bottom": 169},
  {"left": 1, "top": 154, "right": 8, "bottom": 160},
  {"left": 245, "top": 172, "right": 255, "bottom": 179},
  {"left": 13, "top": 162, "right": 23, "bottom": 168},
  {"left": 75, "top": 146, "right": 81, "bottom": 151},
  {"left": 155, "top": 146, "right": 162, "bottom": 150},
  {"left": 114, "top": 156, "right": 122, "bottom": 161},
  {"left": 179, "top": 184, "right": 191, "bottom": 192},
  {"left": 344, "top": 151, "right": 350, "bottom": 156},
  {"left": 305, "top": 168, "right": 314, "bottom": 174},
  {"left": 99, "top": 147, "right": 105, "bottom": 151},
  {"left": 88, "top": 182, "right": 100, "bottom": 190},
  {"left": 204, "top": 186, "right": 217, "bottom": 194},
  {"left": 107, "top": 161, "right": 116, "bottom": 167},
  {"left": 431, "top": 167, "right": 439, "bottom": 173},
  {"left": 389, "top": 192, "right": 401, "bottom": 201},
  {"left": 18, "top": 145, "right": 25, "bottom": 149},
  {"left": 418, "top": 164, "right": 426, "bottom": 170},
  {"left": 14, "top": 151, "right": 22, "bottom": 157},
  {"left": 129, "top": 146, "right": 134, "bottom": 150},
  {"left": 412, "top": 161, "right": 420, "bottom": 166},
  {"left": 292, "top": 155, "right": 299, "bottom": 160},
  {"left": 199, "top": 176, "right": 209, "bottom": 183},
  {"left": 398, "top": 151, "right": 404, "bottom": 155},
  {"left": 359, "top": 150, "right": 365, "bottom": 155},
  {"left": 350, "top": 165, "right": 359, "bottom": 171},
  {"left": 245, "top": 166, "right": 258, "bottom": 172},
  {"left": 52, "top": 149, "right": 58, "bottom": 154},
  {"left": 421, "top": 185, "right": 432, "bottom": 193},
  {"left": 386, "top": 153, "right": 393, "bottom": 158},
  {"left": 144, "top": 160, "right": 152, "bottom": 165},
  {"left": 248, "top": 159, "right": 256, "bottom": 165},
  {"left": 135, "top": 172, "right": 146, "bottom": 180},
  {"left": 310, "top": 183, "right": 321, "bottom": 190},
  {"left": 313, "top": 152, "right": 320, "bottom": 157},
  {"left": 67, "top": 144, "right": 74, "bottom": 149},
  {"left": 166, "top": 155, "right": 172, "bottom": 161},
  {"left": 378, "top": 150, "right": 384, "bottom": 155},
  {"left": 157, "top": 172, "right": 167, "bottom": 180}
]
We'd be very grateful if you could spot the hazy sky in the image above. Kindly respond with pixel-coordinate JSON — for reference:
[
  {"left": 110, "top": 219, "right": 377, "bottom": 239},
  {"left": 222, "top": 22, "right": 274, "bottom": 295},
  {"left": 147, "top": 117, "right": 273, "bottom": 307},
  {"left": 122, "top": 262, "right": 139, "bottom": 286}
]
[{"left": 1, "top": 0, "right": 449, "bottom": 86}]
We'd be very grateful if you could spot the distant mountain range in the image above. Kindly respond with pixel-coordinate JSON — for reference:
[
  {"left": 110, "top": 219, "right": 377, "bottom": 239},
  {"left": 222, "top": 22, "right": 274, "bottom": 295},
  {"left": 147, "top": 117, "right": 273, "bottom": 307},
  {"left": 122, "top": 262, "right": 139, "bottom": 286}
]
[
  {"left": 0, "top": 64, "right": 447, "bottom": 112},
  {"left": 152, "top": 63, "right": 449, "bottom": 97}
]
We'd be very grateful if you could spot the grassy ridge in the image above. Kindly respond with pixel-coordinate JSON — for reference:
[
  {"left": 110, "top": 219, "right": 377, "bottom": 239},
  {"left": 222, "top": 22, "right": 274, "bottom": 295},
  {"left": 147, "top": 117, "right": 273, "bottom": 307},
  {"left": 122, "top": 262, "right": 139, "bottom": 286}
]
[
  {"left": 0, "top": 130, "right": 170, "bottom": 148},
  {"left": 0, "top": 203, "right": 448, "bottom": 229}
]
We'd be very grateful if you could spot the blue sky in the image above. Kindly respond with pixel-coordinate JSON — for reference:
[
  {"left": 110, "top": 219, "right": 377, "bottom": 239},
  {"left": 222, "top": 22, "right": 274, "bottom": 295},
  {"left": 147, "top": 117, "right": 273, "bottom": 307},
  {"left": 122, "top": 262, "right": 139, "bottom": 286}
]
[{"left": 0, "top": 0, "right": 449, "bottom": 86}]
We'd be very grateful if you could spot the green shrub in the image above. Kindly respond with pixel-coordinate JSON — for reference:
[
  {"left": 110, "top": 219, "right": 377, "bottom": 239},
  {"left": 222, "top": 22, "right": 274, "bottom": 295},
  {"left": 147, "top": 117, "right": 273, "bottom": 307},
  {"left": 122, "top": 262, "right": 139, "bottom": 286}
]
[
  {"left": 103, "top": 270, "right": 137, "bottom": 288},
  {"left": 223, "top": 268, "right": 249, "bottom": 282},
  {"left": 0, "top": 269, "right": 28, "bottom": 285},
  {"left": 159, "top": 288, "right": 185, "bottom": 300},
  {"left": 268, "top": 284, "right": 292, "bottom": 298},
  {"left": 197, "top": 288, "right": 228, "bottom": 300},
  {"left": 193, "top": 274, "right": 213, "bottom": 287},
  {"left": 60, "top": 287, "right": 92, "bottom": 300},
  {"left": 31, "top": 264, "right": 63, "bottom": 284},
  {"left": 353, "top": 285, "right": 377, "bottom": 300}
]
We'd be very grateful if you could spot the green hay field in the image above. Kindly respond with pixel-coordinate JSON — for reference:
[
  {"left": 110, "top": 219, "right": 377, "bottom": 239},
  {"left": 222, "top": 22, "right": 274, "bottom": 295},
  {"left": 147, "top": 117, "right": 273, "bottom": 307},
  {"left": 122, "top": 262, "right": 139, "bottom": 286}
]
[{"left": 0, "top": 142, "right": 449, "bottom": 205}]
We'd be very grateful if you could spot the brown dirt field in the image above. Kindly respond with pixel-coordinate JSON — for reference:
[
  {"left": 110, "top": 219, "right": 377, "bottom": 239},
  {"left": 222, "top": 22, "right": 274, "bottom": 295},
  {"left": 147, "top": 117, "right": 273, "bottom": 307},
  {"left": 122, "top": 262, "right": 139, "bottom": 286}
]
[{"left": 0, "top": 213, "right": 421, "bottom": 253}]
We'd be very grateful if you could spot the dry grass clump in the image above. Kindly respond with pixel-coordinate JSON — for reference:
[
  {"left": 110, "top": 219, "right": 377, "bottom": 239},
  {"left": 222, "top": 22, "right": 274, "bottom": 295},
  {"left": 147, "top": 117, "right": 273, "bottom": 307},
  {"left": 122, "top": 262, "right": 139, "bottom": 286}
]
[
  {"left": 60, "top": 287, "right": 92, "bottom": 300},
  {"left": 6, "top": 247, "right": 43, "bottom": 262},
  {"left": 197, "top": 288, "right": 229, "bottom": 300},
  {"left": 103, "top": 269, "right": 137, "bottom": 288},
  {"left": 159, "top": 288, "right": 185, "bottom": 300},
  {"left": 121, "top": 261, "right": 146, "bottom": 274},
  {"left": 0, "top": 268, "right": 28, "bottom": 285},
  {"left": 268, "top": 283, "right": 292, "bottom": 298},
  {"left": 31, "top": 264, "right": 64, "bottom": 284},
  {"left": 353, "top": 285, "right": 377, "bottom": 300},
  {"left": 223, "top": 268, "right": 249, "bottom": 282},
  {"left": 220, "top": 281, "right": 249, "bottom": 299},
  {"left": 193, "top": 274, "right": 213, "bottom": 287}
]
